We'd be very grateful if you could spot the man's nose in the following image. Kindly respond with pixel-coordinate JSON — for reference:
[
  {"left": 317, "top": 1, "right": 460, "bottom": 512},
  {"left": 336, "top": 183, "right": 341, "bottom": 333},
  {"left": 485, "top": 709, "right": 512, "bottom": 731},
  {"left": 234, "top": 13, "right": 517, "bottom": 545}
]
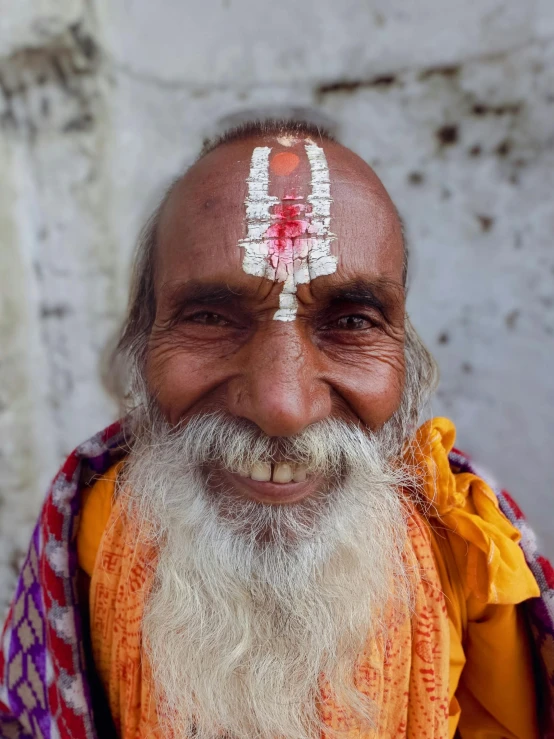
[{"left": 227, "top": 326, "right": 332, "bottom": 437}]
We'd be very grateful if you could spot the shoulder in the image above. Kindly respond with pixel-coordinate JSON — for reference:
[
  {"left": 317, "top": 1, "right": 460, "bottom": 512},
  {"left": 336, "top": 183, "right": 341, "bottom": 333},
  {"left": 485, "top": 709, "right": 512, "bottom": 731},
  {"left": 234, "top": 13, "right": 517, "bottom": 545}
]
[{"left": 409, "top": 418, "right": 540, "bottom": 607}]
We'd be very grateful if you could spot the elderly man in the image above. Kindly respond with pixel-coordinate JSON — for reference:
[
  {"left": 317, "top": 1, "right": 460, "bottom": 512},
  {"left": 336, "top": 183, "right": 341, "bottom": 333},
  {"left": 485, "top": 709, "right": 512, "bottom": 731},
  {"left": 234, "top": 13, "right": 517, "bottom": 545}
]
[{"left": 1, "top": 120, "right": 553, "bottom": 739}]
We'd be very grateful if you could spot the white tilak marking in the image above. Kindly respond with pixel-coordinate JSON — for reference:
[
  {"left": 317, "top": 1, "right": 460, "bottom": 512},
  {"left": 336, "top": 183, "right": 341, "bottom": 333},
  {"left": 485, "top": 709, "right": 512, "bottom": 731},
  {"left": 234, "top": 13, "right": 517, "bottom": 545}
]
[
  {"left": 239, "top": 142, "right": 337, "bottom": 321},
  {"left": 305, "top": 141, "right": 337, "bottom": 279},
  {"left": 239, "top": 146, "right": 278, "bottom": 279},
  {"left": 276, "top": 135, "right": 297, "bottom": 147}
]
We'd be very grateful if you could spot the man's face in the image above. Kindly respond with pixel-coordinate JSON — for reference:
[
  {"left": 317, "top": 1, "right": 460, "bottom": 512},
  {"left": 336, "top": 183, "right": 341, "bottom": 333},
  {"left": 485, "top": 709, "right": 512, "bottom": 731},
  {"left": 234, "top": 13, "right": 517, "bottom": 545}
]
[{"left": 146, "top": 135, "right": 406, "bottom": 505}]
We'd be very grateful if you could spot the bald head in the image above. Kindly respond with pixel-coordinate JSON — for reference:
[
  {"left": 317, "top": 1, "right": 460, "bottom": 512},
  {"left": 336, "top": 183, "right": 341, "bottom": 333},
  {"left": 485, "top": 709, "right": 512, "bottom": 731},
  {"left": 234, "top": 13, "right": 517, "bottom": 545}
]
[
  {"left": 156, "top": 132, "right": 404, "bottom": 326},
  {"left": 166, "top": 132, "right": 402, "bottom": 269}
]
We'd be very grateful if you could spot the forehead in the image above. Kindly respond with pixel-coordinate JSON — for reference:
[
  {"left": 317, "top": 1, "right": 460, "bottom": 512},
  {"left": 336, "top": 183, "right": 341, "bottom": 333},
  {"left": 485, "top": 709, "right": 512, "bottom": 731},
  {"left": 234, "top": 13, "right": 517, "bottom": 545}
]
[{"left": 156, "top": 137, "right": 404, "bottom": 296}]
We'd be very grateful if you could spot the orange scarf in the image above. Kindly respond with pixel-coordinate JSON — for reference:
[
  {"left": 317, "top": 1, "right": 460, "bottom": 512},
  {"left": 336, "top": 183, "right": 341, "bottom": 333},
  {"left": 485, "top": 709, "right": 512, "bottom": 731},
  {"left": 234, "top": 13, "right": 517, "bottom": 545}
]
[{"left": 89, "top": 455, "right": 452, "bottom": 737}]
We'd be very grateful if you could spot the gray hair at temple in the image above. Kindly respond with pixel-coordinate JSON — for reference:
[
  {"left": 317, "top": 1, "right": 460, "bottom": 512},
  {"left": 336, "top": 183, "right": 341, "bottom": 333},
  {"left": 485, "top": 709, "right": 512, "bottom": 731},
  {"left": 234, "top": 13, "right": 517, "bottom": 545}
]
[{"left": 116, "top": 118, "right": 439, "bottom": 442}]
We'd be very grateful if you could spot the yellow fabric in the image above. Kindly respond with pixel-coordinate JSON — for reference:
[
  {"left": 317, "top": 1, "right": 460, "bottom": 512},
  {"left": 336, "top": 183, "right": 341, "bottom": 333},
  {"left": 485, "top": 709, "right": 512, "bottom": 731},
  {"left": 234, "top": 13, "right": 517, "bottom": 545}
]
[
  {"left": 411, "top": 419, "right": 540, "bottom": 739},
  {"left": 78, "top": 417, "right": 540, "bottom": 739},
  {"left": 78, "top": 462, "right": 124, "bottom": 577}
]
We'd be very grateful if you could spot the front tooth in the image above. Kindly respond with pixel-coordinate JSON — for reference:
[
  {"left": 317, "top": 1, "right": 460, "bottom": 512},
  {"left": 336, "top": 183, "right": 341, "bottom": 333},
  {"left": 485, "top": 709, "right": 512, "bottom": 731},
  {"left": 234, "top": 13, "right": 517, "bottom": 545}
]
[
  {"left": 272, "top": 463, "right": 293, "bottom": 484},
  {"left": 292, "top": 466, "right": 307, "bottom": 482},
  {"left": 250, "top": 463, "right": 271, "bottom": 482}
]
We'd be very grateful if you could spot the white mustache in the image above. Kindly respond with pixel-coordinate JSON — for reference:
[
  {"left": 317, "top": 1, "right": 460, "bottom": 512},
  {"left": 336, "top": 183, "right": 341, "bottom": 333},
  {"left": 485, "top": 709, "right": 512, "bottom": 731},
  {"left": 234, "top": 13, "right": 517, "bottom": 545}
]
[{"left": 150, "top": 412, "right": 395, "bottom": 482}]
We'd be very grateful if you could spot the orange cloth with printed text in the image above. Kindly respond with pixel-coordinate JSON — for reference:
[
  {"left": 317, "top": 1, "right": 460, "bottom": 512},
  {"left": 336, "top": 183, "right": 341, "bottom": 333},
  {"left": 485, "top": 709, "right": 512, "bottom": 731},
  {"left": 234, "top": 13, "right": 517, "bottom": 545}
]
[{"left": 78, "top": 418, "right": 540, "bottom": 738}]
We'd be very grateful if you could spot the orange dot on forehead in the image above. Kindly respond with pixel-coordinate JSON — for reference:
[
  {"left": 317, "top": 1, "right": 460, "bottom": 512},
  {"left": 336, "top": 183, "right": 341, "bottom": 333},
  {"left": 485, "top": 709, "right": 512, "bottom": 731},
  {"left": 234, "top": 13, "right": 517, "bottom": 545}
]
[{"left": 270, "top": 151, "right": 300, "bottom": 176}]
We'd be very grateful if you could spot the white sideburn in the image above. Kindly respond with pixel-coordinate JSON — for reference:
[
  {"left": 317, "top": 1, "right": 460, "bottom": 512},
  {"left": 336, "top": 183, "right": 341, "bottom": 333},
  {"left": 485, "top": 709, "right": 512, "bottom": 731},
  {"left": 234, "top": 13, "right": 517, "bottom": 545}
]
[{"left": 239, "top": 140, "right": 338, "bottom": 321}]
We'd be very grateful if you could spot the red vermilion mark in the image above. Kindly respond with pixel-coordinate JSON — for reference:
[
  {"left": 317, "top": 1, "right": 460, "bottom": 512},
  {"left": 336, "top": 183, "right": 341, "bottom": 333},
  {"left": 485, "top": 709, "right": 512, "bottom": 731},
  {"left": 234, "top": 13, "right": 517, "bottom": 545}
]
[
  {"left": 263, "top": 194, "right": 319, "bottom": 283},
  {"left": 266, "top": 203, "right": 309, "bottom": 251},
  {"left": 270, "top": 151, "right": 300, "bottom": 176}
]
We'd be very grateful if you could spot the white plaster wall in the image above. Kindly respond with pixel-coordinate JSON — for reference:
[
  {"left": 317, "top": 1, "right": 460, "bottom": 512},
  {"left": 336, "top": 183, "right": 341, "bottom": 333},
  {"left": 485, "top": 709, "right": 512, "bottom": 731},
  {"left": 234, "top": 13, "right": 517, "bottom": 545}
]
[{"left": 1, "top": 0, "right": 553, "bottom": 610}]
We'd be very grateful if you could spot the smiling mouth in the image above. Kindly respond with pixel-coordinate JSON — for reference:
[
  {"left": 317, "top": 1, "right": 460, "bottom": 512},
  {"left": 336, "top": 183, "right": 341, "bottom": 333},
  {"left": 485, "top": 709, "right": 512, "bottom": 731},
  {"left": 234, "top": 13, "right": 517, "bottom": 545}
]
[
  {"left": 243, "top": 461, "right": 307, "bottom": 484},
  {"left": 217, "top": 464, "right": 321, "bottom": 505}
]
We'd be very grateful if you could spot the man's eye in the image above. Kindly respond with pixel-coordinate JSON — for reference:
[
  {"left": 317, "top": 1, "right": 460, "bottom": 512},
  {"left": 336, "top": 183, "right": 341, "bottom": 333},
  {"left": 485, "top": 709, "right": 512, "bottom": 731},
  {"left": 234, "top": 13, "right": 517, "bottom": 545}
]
[
  {"left": 188, "top": 312, "right": 229, "bottom": 326},
  {"left": 331, "top": 315, "right": 374, "bottom": 330}
]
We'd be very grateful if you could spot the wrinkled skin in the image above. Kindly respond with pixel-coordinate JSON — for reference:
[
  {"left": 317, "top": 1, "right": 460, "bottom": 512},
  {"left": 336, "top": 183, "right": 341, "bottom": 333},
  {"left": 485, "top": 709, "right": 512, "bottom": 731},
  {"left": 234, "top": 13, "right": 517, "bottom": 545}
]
[{"left": 146, "top": 135, "right": 406, "bottom": 504}]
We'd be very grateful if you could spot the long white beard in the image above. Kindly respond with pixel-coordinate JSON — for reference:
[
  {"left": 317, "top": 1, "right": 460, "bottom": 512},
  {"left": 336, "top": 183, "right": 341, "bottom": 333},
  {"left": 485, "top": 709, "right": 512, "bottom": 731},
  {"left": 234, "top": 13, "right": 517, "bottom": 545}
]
[{"left": 123, "top": 413, "right": 415, "bottom": 739}]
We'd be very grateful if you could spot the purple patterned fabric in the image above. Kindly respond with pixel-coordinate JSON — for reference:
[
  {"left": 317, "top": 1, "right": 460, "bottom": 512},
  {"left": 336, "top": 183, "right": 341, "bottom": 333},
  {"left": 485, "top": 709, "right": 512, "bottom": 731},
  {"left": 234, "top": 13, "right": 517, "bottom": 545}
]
[{"left": 0, "top": 420, "right": 128, "bottom": 738}]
